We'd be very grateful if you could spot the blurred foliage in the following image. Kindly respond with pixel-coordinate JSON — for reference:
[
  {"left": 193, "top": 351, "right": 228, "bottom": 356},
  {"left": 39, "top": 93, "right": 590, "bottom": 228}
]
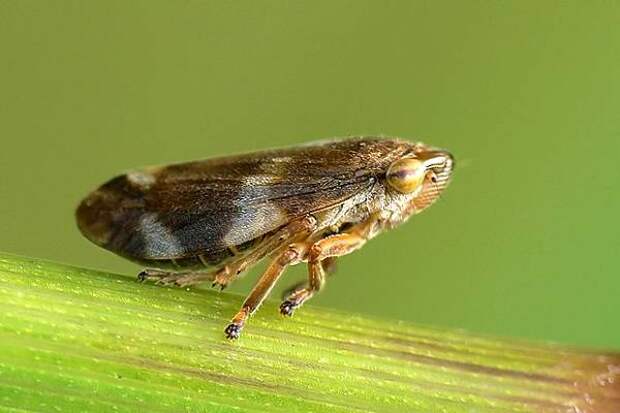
[{"left": 0, "top": 1, "right": 618, "bottom": 348}]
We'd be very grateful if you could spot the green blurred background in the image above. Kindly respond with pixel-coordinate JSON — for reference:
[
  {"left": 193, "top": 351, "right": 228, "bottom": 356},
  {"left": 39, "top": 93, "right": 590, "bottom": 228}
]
[{"left": 1, "top": 1, "right": 618, "bottom": 349}]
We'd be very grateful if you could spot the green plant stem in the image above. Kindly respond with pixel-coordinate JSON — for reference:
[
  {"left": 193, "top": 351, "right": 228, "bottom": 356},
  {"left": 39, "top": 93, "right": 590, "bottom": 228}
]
[{"left": 0, "top": 253, "right": 618, "bottom": 413}]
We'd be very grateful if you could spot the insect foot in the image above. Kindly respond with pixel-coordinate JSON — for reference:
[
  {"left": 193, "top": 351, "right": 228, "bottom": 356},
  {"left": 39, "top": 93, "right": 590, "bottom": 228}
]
[
  {"left": 211, "top": 281, "right": 227, "bottom": 291},
  {"left": 137, "top": 270, "right": 149, "bottom": 282},
  {"left": 137, "top": 269, "right": 174, "bottom": 284},
  {"left": 211, "top": 267, "right": 232, "bottom": 291},
  {"left": 224, "top": 323, "right": 242, "bottom": 340},
  {"left": 279, "top": 300, "right": 298, "bottom": 317},
  {"left": 137, "top": 269, "right": 194, "bottom": 287}
]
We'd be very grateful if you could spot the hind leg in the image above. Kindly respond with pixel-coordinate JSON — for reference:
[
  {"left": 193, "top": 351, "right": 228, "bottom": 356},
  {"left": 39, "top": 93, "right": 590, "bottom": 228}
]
[
  {"left": 137, "top": 268, "right": 214, "bottom": 287},
  {"left": 139, "top": 215, "right": 318, "bottom": 290}
]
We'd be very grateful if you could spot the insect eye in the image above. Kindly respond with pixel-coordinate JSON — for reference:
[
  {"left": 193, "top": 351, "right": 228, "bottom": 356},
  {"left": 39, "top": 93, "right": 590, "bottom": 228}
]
[{"left": 386, "top": 158, "right": 426, "bottom": 194}]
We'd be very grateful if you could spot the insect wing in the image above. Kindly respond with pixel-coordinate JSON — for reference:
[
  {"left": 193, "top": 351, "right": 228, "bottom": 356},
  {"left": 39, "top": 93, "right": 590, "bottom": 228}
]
[{"left": 76, "top": 139, "right": 410, "bottom": 261}]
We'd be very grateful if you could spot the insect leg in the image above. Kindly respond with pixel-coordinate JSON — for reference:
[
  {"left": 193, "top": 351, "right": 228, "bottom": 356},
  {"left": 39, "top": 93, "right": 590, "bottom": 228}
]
[
  {"left": 279, "top": 218, "right": 378, "bottom": 316},
  {"left": 224, "top": 242, "right": 308, "bottom": 340},
  {"left": 213, "top": 215, "right": 317, "bottom": 290},
  {"left": 137, "top": 268, "right": 210, "bottom": 287},
  {"left": 139, "top": 215, "right": 317, "bottom": 290},
  {"left": 280, "top": 257, "right": 337, "bottom": 300}
]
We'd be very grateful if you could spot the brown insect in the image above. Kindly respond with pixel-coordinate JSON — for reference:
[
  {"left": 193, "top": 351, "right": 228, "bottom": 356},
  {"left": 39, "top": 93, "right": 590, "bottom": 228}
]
[{"left": 76, "top": 137, "right": 454, "bottom": 339}]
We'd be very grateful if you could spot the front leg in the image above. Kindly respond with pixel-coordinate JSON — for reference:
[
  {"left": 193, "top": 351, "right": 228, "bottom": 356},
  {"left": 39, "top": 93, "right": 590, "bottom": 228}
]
[
  {"left": 281, "top": 256, "right": 337, "bottom": 300},
  {"left": 280, "top": 217, "right": 378, "bottom": 316},
  {"left": 225, "top": 242, "right": 308, "bottom": 339}
]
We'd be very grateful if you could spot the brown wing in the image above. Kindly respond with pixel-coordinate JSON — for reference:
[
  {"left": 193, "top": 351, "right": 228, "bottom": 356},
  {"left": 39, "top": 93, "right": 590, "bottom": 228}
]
[{"left": 76, "top": 137, "right": 413, "bottom": 260}]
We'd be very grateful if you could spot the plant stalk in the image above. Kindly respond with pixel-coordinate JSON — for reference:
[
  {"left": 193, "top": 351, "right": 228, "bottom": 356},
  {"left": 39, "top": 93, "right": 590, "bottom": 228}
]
[{"left": 0, "top": 253, "right": 618, "bottom": 412}]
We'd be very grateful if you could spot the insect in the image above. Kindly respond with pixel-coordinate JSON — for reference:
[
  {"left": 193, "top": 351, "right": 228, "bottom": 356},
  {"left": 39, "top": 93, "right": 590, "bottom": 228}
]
[{"left": 76, "top": 137, "right": 454, "bottom": 339}]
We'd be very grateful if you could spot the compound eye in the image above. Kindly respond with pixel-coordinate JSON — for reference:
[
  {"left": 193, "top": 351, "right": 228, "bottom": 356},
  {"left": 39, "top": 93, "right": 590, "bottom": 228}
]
[{"left": 386, "top": 158, "right": 426, "bottom": 194}]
